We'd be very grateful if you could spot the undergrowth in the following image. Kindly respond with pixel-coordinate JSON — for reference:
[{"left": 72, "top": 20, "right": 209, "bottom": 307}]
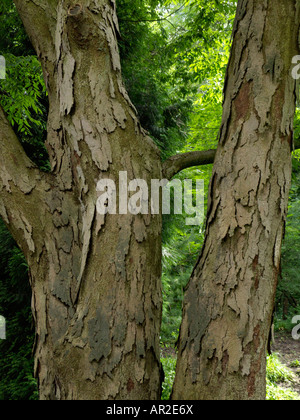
[{"left": 160, "top": 353, "right": 300, "bottom": 401}]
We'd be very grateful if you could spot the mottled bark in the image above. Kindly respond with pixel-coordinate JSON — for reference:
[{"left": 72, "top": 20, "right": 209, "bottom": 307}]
[
  {"left": 1, "top": 0, "right": 163, "bottom": 400},
  {"left": 172, "top": 0, "right": 300, "bottom": 400},
  {"left": 0, "top": 106, "right": 50, "bottom": 257}
]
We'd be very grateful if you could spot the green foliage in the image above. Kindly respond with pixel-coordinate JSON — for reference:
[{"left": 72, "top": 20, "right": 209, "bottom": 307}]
[
  {"left": 0, "top": 0, "right": 34, "bottom": 56},
  {"left": 118, "top": 0, "right": 194, "bottom": 159},
  {"left": 0, "top": 54, "right": 49, "bottom": 170},
  {"left": 266, "top": 382, "right": 300, "bottom": 401},
  {"left": 163, "top": 0, "right": 237, "bottom": 101},
  {"left": 161, "top": 356, "right": 177, "bottom": 400},
  {"left": 160, "top": 353, "right": 300, "bottom": 401},
  {"left": 0, "top": 1, "right": 49, "bottom": 171},
  {"left": 266, "top": 354, "right": 299, "bottom": 401},
  {"left": 159, "top": 0, "right": 235, "bottom": 346},
  {"left": 161, "top": 168, "right": 210, "bottom": 345},
  {"left": 0, "top": 220, "right": 38, "bottom": 400},
  {"left": 290, "top": 360, "right": 300, "bottom": 368},
  {"left": 275, "top": 157, "right": 300, "bottom": 329},
  {"left": 0, "top": 55, "right": 46, "bottom": 133},
  {"left": 267, "top": 353, "right": 295, "bottom": 384}
]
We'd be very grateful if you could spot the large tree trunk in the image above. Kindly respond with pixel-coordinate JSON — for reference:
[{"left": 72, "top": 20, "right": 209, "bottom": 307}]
[
  {"left": 172, "top": 0, "right": 300, "bottom": 400},
  {"left": 0, "top": 0, "right": 163, "bottom": 400}
]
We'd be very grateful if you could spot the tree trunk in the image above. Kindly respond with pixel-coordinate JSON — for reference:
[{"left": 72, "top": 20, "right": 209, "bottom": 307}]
[
  {"left": 1, "top": 0, "right": 163, "bottom": 400},
  {"left": 172, "top": 0, "right": 300, "bottom": 400}
]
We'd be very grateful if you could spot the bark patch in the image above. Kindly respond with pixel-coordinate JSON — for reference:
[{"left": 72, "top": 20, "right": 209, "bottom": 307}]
[
  {"left": 127, "top": 378, "right": 135, "bottom": 393},
  {"left": 234, "top": 82, "right": 251, "bottom": 121},
  {"left": 88, "top": 307, "right": 112, "bottom": 362}
]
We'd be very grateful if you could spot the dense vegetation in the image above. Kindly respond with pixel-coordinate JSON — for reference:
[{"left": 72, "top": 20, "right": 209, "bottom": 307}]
[{"left": 0, "top": 0, "right": 299, "bottom": 400}]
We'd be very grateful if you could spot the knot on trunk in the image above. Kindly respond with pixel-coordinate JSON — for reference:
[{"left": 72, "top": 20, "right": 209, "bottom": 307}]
[
  {"left": 68, "top": 4, "right": 83, "bottom": 17},
  {"left": 66, "top": 4, "right": 97, "bottom": 48}
]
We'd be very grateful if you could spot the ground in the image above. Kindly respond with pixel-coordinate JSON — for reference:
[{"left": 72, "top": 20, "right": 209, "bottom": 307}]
[
  {"left": 272, "top": 332, "right": 300, "bottom": 395},
  {"left": 161, "top": 331, "right": 300, "bottom": 399}
]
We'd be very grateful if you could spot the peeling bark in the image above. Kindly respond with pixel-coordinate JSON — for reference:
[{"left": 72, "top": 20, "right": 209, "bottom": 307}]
[
  {"left": 3, "top": 0, "right": 163, "bottom": 400},
  {"left": 172, "top": 0, "right": 300, "bottom": 400},
  {"left": 0, "top": 106, "right": 50, "bottom": 257}
]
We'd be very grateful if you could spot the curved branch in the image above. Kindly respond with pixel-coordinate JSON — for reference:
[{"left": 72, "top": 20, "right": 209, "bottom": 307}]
[
  {"left": 162, "top": 137, "right": 300, "bottom": 180},
  {"left": 162, "top": 149, "right": 216, "bottom": 179}
]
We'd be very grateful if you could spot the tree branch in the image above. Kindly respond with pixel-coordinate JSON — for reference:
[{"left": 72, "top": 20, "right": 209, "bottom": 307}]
[
  {"left": 162, "top": 137, "right": 300, "bottom": 180},
  {"left": 0, "top": 106, "right": 49, "bottom": 258},
  {"left": 162, "top": 149, "right": 216, "bottom": 179}
]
